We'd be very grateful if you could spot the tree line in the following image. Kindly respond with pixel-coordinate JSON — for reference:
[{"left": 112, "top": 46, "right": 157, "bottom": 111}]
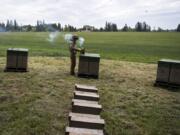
[{"left": 0, "top": 19, "right": 180, "bottom": 32}]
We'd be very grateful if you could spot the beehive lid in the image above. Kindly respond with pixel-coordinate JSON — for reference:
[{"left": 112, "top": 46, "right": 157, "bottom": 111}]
[
  {"left": 159, "top": 59, "right": 180, "bottom": 64},
  {"left": 81, "top": 53, "right": 100, "bottom": 58},
  {"left": 8, "top": 48, "right": 28, "bottom": 52}
]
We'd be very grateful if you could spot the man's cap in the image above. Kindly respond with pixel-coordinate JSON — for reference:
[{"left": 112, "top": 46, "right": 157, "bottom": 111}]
[{"left": 71, "top": 35, "right": 79, "bottom": 41}]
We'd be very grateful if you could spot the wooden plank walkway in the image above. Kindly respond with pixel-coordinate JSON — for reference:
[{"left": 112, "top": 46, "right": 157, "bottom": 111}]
[{"left": 65, "top": 84, "right": 105, "bottom": 135}]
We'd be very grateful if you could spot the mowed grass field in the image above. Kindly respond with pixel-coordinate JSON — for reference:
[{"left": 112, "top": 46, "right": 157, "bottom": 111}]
[
  {"left": 0, "top": 57, "right": 180, "bottom": 135},
  {"left": 0, "top": 32, "right": 180, "bottom": 63},
  {"left": 0, "top": 32, "right": 180, "bottom": 135}
]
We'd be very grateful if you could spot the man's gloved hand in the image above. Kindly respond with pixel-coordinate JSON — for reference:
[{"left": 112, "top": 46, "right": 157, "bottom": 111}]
[{"left": 80, "top": 48, "right": 85, "bottom": 54}]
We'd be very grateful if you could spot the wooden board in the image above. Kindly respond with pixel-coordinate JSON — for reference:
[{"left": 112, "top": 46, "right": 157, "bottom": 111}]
[
  {"left": 72, "top": 101, "right": 102, "bottom": 115},
  {"left": 74, "top": 91, "right": 99, "bottom": 101},
  {"left": 65, "top": 127, "right": 104, "bottom": 135},
  {"left": 75, "top": 84, "right": 98, "bottom": 93},
  {"left": 69, "top": 112, "right": 101, "bottom": 119},
  {"left": 69, "top": 116, "right": 105, "bottom": 129},
  {"left": 72, "top": 99, "right": 99, "bottom": 105}
]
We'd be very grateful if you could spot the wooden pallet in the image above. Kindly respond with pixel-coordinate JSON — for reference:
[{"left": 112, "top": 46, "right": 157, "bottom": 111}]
[
  {"left": 4, "top": 67, "right": 28, "bottom": 72},
  {"left": 154, "top": 81, "right": 180, "bottom": 89},
  {"left": 78, "top": 74, "right": 98, "bottom": 79}
]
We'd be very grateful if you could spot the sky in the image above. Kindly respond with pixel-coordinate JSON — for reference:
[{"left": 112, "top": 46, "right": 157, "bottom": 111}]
[{"left": 0, "top": 0, "right": 179, "bottom": 29}]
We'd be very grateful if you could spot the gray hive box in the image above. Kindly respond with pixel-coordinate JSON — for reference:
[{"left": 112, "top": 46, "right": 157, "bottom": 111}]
[
  {"left": 78, "top": 53, "right": 100, "bottom": 79},
  {"left": 156, "top": 59, "right": 180, "bottom": 87},
  {"left": 5, "top": 48, "right": 28, "bottom": 72}
]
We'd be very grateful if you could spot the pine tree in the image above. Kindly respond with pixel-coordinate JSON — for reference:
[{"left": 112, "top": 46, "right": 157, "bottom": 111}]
[
  {"left": 122, "top": 24, "right": 128, "bottom": 31},
  {"left": 135, "top": 22, "right": 143, "bottom": 31},
  {"left": 6, "top": 20, "right": 10, "bottom": 31},
  {"left": 177, "top": 24, "right": 180, "bottom": 32},
  {"left": 14, "top": 20, "right": 18, "bottom": 31}
]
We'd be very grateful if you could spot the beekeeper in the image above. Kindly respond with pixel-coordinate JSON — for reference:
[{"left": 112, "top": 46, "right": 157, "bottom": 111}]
[{"left": 69, "top": 35, "right": 85, "bottom": 75}]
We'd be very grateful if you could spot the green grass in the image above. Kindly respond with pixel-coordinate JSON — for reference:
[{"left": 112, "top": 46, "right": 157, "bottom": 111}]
[
  {"left": 0, "top": 57, "right": 180, "bottom": 135},
  {"left": 0, "top": 32, "right": 180, "bottom": 63},
  {"left": 0, "top": 32, "right": 180, "bottom": 135}
]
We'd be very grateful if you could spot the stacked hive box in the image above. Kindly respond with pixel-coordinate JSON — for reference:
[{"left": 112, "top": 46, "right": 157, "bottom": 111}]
[
  {"left": 155, "top": 59, "right": 180, "bottom": 87},
  {"left": 65, "top": 84, "right": 105, "bottom": 135},
  {"left": 5, "top": 48, "right": 28, "bottom": 72},
  {"left": 78, "top": 53, "right": 100, "bottom": 79}
]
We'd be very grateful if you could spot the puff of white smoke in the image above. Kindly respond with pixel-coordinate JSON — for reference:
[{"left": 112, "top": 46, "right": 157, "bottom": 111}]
[
  {"left": 64, "top": 34, "right": 73, "bottom": 44},
  {"left": 64, "top": 34, "right": 85, "bottom": 48},
  {"left": 78, "top": 37, "right": 85, "bottom": 48},
  {"left": 47, "top": 31, "right": 59, "bottom": 43}
]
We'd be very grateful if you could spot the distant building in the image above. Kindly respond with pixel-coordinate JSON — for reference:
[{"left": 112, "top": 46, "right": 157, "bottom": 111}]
[{"left": 82, "top": 25, "right": 95, "bottom": 32}]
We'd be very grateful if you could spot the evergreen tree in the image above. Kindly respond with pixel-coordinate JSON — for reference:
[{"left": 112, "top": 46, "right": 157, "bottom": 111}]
[
  {"left": 14, "top": 20, "right": 18, "bottom": 31},
  {"left": 135, "top": 22, "right": 143, "bottom": 31},
  {"left": 158, "top": 27, "right": 163, "bottom": 32},
  {"left": 122, "top": 24, "right": 128, "bottom": 31},
  {"left": 6, "top": 20, "right": 10, "bottom": 31},
  {"left": 105, "top": 21, "right": 108, "bottom": 31},
  {"left": 27, "top": 25, "right": 32, "bottom": 31},
  {"left": 104, "top": 22, "right": 118, "bottom": 31},
  {"left": 36, "top": 20, "right": 40, "bottom": 31},
  {"left": 10, "top": 20, "right": 14, "bottom": 31},
  {"left": 57, "top": 23, "right": 61, "bottom": 31},
  {"left": 51, "top": 23, "right": 58, "bottom": 31},
  {"left": 177, "top": 24, "right": 180, "bottom": 32},
  {"left": 100, "top": 27, "right": 104, "bottom": 31},
  {"left": 64, "top": 25, "right": 68, "bottom": 31}
]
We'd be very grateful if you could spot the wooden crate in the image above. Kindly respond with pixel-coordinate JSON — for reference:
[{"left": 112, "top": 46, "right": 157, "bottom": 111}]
[
  {"left": 5, "top": 48, "right": 28, "bottom": 72},
  {"left": 78, "top": 53, "right": 100, "bottom": 78},
  {"left": 155, "top": 59, "right": 180, "bottom": 87},
  {"left": 156, "top": 60, "right": 171, "bottom": 83},
  {"left": 169, "top": 63, "right": 180, "bottom": 85}
]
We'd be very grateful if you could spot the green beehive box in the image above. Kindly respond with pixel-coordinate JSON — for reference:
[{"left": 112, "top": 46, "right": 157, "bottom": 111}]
[
  {"left": 5, "top": 48, "right": 28, "bottom": 72},
  {"left": 156, "top": 59, "right": 180, "bottom": 87},
  {"left": 78, "top": 53, "right": 100, "bottom": 78},
  {"left": 169, "top": 60, "right": 180, "bottom": 85}
]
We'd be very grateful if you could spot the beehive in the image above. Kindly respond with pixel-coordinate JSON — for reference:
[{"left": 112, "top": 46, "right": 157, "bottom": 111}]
[
  {"left": 5, "top": 48, "right": 28, "bottom": 72},
  {"left": 156, "top": 59, "right": 180, "bottom": 87},
  {"left": 78, "top": 53, "right": 100, "bottom": 78}
]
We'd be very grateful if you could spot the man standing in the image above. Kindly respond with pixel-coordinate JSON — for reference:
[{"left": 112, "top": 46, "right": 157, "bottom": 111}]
[{"left": 69, "top": 35, "right": 84, "bottom": 75}]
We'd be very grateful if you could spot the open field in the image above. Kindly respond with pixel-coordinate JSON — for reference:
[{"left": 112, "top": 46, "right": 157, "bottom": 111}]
[
  {"left": 0, "top": 32, "right": 180, "bottom": 135},
  {"left": 0, "top": 32, "right": 180, "bottom": 63},
  {"left": 0, "top": 57, "right": 180, "bottom": 135}
]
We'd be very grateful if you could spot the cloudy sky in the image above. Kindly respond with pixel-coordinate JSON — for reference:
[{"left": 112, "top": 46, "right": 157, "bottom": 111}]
[{"left": 0, "top": 0, "right": 179, "bottom": 29}]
